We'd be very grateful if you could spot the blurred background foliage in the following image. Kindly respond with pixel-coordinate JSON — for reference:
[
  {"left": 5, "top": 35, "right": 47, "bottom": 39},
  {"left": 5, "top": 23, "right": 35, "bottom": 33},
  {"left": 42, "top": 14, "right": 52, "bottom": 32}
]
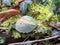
[{"left": 0, "top": 0, "right": 60, "bottom": 44}]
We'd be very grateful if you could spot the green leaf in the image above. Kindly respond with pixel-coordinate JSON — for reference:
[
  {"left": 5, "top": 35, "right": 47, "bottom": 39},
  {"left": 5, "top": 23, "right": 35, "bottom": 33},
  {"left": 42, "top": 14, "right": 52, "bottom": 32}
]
[
  {"left": 0, "top": 37, "right": 6, "bottom": 44},
  {"left": 38, "top": 27, "right": 46, "bottom": 33},
  {"left": 13, "top": 30, "right": 21, "bottom": 38}
]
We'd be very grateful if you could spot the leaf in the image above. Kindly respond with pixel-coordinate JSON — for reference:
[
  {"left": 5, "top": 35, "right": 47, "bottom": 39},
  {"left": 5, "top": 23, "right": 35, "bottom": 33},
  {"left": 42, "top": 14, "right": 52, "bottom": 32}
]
[
  {"left": 0, "top": 37, "right": 6, "bottom": 44},
  {"left": 38, "top": 27, "right": 46, "bottom": 33},
  {"left": 15, "top": 16, "right": 37, "bottom": 33},
  {"left": 13, "top": 30, "right": 21, "bottom": 38},
  {"left": 2, "top": 0, "right": 11, "bottom": 6},
  {"left": 19, "top": 0, "right": 32, "bottom": 15}
]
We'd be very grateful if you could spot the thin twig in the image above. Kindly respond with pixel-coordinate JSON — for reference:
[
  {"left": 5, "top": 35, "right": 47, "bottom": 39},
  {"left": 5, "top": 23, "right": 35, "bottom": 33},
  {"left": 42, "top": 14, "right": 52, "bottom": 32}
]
[
  {"left": 8, "top": 35, "right": 59, "bottom": 45},
  {"left": 23, "top": 36, "right": 30, "bottom": 42}
]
